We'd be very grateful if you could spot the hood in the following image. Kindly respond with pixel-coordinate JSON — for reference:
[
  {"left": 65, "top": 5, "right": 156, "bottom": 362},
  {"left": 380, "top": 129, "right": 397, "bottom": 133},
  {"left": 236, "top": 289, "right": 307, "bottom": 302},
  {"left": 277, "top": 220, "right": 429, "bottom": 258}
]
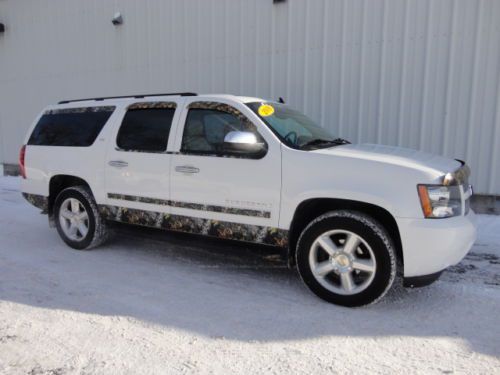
[{"left": 314, "top": 143, "right": 461, "bottom": 176}]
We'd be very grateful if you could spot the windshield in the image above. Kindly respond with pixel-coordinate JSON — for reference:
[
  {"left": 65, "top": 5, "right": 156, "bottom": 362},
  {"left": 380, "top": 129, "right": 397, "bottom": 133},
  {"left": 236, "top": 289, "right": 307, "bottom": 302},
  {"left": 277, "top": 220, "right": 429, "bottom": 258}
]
[{"left": 246, "top": 102, "right": 346, "bottom": 149}]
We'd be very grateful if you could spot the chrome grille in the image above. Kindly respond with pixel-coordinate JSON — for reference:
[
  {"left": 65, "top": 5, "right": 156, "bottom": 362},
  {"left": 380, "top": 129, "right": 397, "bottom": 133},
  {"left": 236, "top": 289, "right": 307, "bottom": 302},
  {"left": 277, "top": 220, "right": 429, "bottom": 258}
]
[{"left": 443, "top": 163, "right": 470, "bottom": 186}]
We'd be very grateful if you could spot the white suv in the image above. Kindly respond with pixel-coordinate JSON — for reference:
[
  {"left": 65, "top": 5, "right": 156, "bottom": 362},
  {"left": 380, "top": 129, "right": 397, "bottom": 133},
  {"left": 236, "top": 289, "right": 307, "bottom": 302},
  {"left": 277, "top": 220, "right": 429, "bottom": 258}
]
[{"left": 20, "top": 93, "right": 477, "bottom": 307}]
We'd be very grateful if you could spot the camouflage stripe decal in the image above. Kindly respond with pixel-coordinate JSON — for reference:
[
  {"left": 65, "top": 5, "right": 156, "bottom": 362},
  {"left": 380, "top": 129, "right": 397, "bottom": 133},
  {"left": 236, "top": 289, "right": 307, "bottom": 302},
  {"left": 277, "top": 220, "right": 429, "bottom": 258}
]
[
  {"left": 127, "top": 102, "right": 177, "bottom": 110},
  {"left": 99, "top": 205, "right": 288, "bottom": 248},
  {"left": 44, "top": 106, "right": 115, "bottom": 115},
  {"left": 22, "top": 193, "right": 49, "bottom": 211},
  {"left": 187, "top": 101, "right": 256, "bottom": 132},
  {"left": 107, "top": 193, "right": 271, "bottom": 218}
]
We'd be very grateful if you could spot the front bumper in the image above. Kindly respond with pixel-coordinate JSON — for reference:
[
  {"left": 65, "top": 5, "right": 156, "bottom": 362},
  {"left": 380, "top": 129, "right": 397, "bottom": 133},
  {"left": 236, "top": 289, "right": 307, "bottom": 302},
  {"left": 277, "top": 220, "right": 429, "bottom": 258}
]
[
  {"left": 403, "top": 271, "right": 443, "bottom": 288},
  {"left": 397, "top": 210, "right": 477, "bottom": 278}
]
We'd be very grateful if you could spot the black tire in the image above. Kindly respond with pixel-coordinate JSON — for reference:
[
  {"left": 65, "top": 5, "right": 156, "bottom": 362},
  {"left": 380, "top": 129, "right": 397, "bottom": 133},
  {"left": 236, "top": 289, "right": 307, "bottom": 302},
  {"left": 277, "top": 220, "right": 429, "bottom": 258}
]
[
  {"left": 54, "top": 186, "right": 109, "bottom": 250},
  {"left": 296, "top": 210, "right": 396, "bottom": 307}
]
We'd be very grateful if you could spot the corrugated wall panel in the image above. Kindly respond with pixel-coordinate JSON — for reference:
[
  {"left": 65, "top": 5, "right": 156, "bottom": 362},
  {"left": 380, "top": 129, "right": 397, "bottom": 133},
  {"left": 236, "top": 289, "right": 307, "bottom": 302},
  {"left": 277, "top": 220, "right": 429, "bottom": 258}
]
[{"left": 0, "top": 0, "right": 499, "bottom": 194}]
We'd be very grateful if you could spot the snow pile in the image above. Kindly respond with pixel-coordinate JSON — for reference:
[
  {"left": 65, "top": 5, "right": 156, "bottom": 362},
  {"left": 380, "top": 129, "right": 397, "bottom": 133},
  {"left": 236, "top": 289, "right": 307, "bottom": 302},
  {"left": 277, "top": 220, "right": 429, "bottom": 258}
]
[{"left": 0, "top": 176, "right": 499, "bottom": 374}]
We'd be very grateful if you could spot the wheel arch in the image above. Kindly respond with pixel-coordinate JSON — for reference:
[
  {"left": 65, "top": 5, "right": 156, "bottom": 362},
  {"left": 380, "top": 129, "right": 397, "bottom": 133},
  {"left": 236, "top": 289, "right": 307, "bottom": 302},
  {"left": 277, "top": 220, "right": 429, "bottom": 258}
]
[
  {"left": 48, "top": 175, "right": 93, "bottom": 224},
  {"left": 287, "top": 198, "right": 403, "bottom": 269}
]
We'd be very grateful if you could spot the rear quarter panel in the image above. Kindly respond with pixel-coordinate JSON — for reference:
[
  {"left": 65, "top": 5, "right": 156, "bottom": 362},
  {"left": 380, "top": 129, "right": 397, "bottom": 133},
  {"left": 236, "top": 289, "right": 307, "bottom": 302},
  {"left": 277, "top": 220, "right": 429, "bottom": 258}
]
[{"left": 21, "top": 105, "right": 125, "bottom": 204}]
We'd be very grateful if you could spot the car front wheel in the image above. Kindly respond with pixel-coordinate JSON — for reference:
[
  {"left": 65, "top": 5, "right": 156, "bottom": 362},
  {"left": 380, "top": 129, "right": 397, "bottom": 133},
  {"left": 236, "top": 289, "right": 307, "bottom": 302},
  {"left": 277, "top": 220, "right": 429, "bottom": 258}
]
[{"left": 296, "top": 210, "right": 396, "bottom": 307}]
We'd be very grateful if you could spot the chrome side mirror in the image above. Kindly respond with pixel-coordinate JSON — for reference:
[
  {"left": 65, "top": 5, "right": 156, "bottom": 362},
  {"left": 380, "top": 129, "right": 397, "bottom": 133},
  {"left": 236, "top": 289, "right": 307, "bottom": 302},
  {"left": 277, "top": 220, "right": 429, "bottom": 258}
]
[{"left": 223, "top": 131, "right": 266, "bottom": 157}]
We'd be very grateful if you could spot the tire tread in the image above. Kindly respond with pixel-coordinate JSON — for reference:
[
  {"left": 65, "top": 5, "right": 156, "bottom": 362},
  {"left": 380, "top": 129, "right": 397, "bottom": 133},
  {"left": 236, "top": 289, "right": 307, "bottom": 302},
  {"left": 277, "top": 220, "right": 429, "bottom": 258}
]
[
  {"left": 296, "top": 210, "right": 396, "bottom": 307},
  {"left": 54, "top": 186, "right": 109, "bottom": 250}
]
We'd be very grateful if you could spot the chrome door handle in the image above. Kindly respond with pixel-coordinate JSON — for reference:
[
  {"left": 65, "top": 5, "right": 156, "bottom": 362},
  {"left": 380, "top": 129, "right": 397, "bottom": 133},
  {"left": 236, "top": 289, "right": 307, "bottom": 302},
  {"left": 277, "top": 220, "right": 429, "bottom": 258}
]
[
  {"left": 175, "top": 165, "right": 199, "bottom": 174},
  {"left": 108, "top": 160, "right": 129, "bottom": 168}
]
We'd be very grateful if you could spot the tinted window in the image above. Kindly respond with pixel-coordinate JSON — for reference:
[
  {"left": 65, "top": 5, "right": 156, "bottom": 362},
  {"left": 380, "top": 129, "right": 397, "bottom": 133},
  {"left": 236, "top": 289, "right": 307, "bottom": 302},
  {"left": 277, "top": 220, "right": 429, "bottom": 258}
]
[
  {"left": 182, "top": 109, "right": 259, "bottom": 154},
  {"left": 117, "top": 109, "right": 175, "bottom": 152},
  {"left": 28, "top": 108, "right": 114, "bottom": 147}
]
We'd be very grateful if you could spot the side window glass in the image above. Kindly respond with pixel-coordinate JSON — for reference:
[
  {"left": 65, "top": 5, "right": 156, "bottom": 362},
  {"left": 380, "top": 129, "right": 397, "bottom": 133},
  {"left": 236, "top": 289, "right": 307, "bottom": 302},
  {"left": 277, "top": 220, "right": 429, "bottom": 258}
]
[
  {"left": 181, "top": 106, "right": 261, "bottom": 155},
  {"left": 28, "top": 107, "right": 115, "bottom": 147},
  {"left": 117, "top": 107, "right": 175, "bottom": 152}
]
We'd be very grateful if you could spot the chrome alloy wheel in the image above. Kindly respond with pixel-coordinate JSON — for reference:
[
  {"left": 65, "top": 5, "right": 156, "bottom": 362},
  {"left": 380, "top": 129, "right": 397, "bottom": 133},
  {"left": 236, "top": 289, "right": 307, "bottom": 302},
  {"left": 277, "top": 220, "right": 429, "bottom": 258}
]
[
  {"left": 59, "top": 197, "right": 89, "bottom": 241},
  {"left": 309, "top": 230, "right": 377, "bottom": 295}
]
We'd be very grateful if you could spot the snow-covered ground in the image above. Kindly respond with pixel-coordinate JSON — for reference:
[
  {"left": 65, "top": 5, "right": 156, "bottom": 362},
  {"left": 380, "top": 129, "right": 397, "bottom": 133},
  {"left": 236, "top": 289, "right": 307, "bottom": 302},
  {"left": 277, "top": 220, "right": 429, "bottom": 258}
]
[{"left": 0, "top": 176, "right": 499, "bottom": 374}]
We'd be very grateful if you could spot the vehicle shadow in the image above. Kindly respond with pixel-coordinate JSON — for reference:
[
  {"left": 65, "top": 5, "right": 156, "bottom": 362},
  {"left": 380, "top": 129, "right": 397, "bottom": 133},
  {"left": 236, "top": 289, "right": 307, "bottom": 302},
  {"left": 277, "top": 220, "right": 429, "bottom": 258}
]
[{"left": 1, "top": 219, "right": 499, "bottom": 358}]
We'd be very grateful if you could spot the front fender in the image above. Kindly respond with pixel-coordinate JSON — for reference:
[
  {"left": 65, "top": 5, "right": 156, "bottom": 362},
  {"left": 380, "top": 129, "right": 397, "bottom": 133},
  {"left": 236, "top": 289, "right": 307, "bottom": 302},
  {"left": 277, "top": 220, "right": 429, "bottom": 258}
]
[
  {"left": 279, "top": 146, "right": 433, "bottom": 229},
  {"left": 280, "top": 189, "right": 398, "bottom": 229}
]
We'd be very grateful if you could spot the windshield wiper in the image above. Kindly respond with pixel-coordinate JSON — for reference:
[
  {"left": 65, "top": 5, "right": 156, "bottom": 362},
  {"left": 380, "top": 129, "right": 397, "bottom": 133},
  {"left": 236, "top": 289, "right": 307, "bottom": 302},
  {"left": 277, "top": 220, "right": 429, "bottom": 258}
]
[
  {"left": 300, "top": 138, "right": 351, "bottom": 149},
  {"left": 332, "top": 137, "right": 351, "bottom": 144}
]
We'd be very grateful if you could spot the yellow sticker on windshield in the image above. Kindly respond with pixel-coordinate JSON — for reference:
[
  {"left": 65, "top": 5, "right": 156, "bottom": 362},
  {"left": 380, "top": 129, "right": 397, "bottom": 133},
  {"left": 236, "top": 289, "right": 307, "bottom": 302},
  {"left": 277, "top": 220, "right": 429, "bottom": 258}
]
[{"left": 258, "top": 104, "right": 275, "bottom": 117}]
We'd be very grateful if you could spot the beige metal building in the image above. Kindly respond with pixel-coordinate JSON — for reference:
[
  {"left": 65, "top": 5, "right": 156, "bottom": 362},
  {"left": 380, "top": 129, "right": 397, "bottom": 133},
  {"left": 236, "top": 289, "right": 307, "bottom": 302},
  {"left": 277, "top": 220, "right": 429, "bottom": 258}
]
[{"left": 0, "top": 0, "right": 499, "bottom": 202}]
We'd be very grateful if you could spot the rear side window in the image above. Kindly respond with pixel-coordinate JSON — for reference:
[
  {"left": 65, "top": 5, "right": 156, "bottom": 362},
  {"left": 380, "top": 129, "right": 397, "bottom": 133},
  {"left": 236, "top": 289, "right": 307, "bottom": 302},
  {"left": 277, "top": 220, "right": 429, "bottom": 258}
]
[
  {"left": 28, "top": 107, "right": 115, "bottom": 147},
  {"left": 117, "top": 108, "right": 175, "bottom": 152}
]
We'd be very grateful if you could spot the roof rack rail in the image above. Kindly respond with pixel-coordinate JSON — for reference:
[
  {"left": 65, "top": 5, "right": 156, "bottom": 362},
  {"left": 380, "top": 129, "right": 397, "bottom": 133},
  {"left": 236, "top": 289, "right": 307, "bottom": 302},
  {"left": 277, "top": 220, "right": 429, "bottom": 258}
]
[{"left": 58, "top": 92, "right": 198, "bottom": 104}]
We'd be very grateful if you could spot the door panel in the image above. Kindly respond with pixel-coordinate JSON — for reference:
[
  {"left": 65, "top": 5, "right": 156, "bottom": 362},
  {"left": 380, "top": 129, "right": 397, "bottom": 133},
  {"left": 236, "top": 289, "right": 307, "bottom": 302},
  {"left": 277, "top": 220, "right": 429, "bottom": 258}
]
[
  {"left": 170, "top": 154, "right": 280, "bottom": 226},
  {"left": 170, "top": 100, "right": 282, "bottom": 228},
  {"left": 104, "top": 100, "right": 184, "bottom": 214}
]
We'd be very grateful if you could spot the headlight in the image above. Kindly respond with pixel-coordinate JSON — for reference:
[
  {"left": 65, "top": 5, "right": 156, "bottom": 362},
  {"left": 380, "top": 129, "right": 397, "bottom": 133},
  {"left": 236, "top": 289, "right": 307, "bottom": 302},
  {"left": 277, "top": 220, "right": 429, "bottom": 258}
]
[{"left": 417, "top": 185, "right": 462, "bottom": 218}]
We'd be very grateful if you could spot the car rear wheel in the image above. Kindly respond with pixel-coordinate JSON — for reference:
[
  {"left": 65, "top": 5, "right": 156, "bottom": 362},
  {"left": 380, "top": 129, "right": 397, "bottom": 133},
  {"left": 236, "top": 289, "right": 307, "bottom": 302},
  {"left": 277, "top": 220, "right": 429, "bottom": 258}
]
[
  {"left": 54, "top": 186, "right": 108, "bottom": 250},
  {"left": 296, "top": 210, "right": 396, "bottom": 307}
]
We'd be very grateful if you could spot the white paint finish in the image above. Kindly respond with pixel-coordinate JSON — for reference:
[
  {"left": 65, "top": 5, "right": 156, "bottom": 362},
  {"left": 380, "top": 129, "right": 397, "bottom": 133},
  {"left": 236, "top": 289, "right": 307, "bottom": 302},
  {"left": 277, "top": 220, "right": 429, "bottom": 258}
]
[
  {"left": 2, "top": 0, "right": 500, "bottom": 195},
  {"left": 20, "top": 93, "right": 477, "bottom": 278},
  {"left": 169, "top": 97, "right": 282, "bottom": 227},
  {"left": 322, "top": 143, "right": 461, "bottom": 177},
  {"left": 103, "top": 99, "right": 185, "bottom": 212},
  {"left": 278, "top": 142, "right": 459, "bottom": 229},
  {"left": 398, "top": 211, "right": 478, "bottom": 277}
]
